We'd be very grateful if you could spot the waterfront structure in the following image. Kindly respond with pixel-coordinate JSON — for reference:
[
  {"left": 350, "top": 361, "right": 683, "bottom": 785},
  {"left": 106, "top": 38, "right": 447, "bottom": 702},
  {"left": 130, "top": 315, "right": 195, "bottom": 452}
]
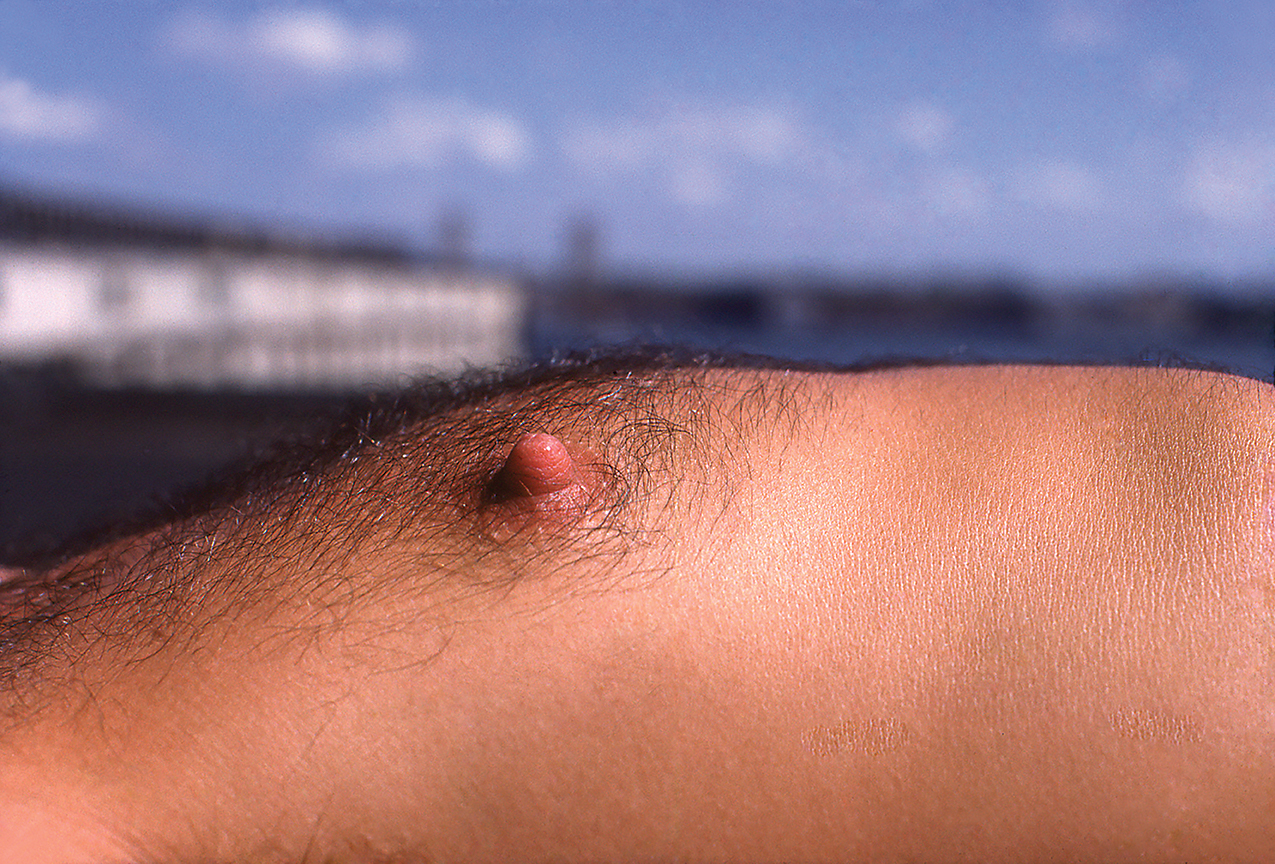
[{"left": 0, "top": 188, "right": 524, "bottom": 390}]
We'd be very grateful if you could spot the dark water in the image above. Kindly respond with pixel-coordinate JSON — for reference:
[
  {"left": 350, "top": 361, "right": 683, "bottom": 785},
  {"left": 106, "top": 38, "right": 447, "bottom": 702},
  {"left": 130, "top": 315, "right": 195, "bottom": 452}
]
[
  {"left": 3, "top": 314, "right": 1273, "bottom": 554},
  {"left": 0, "top": 385, "right": 344, "bottom": 557},
  {"left": 535, "top": 317, "right": 1275, "bottom": 382}
]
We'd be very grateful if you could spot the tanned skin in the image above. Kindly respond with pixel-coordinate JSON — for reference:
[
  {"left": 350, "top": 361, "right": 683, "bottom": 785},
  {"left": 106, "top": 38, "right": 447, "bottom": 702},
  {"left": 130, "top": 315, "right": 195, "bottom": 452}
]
[{"left": 1, "top": 355, "right": 1274, "bottom": 862}]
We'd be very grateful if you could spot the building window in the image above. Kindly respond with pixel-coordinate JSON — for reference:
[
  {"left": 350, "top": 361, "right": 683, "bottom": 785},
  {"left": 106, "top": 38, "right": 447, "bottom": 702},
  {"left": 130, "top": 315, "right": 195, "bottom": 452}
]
[
  {"left": 198, "top": 259, "right": 229, "bottom": 307},
  {"left": 99, "top": 263, "right": 130, "bottom": 310}
]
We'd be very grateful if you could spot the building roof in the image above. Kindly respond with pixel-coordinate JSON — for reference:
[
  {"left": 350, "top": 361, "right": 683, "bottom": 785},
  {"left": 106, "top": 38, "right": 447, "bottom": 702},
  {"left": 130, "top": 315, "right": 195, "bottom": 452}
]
[{"left": 0, "top": 185, "right": 412, "bottom": 266}]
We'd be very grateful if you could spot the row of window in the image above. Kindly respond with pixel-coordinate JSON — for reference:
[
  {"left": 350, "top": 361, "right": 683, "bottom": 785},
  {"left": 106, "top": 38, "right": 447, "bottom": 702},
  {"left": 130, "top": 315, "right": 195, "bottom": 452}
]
[
  {"left": 99, "top": 264, "right": 229, "bottom": 311},
  {"left": 0, "top": 263, "right": 228, "bottom": 316},
  {"left": 0, "top": 259, "right": 511, "bottom": 319}
]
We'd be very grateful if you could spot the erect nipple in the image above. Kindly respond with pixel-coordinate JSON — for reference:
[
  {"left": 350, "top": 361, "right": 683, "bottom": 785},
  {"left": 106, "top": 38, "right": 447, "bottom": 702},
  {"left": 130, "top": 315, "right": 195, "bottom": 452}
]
[{"left": 492, "top": 432, "right": 581, "bottom": 499}]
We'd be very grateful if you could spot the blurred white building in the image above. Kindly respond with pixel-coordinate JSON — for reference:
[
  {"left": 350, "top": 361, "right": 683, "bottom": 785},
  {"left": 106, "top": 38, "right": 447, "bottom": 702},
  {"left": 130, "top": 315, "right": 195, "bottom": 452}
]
[{"left": 0, "top": 188, "right": 525, "bottom": 390}]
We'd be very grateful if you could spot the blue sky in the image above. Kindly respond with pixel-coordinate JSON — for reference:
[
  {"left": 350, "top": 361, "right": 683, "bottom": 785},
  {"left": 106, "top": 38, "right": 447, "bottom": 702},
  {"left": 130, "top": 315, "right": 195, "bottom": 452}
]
[{"left": 2, "top": 1, "right": 1274, "bottom": 285}]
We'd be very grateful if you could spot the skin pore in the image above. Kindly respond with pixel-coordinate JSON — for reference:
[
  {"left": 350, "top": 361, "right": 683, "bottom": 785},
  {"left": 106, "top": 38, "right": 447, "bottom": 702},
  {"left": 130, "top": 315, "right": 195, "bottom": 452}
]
[{"left": 2, "top": 356, "right": 1275, "bottom": 862}]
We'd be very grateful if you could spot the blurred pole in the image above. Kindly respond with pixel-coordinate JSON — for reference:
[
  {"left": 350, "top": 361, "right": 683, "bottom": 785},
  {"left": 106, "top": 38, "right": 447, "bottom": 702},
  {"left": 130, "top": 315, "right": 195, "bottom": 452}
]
[
  {"left": 565, "top": 214, "right": 601, "bottom": 291},
  {"left": 437, "top": 205, "right": 471, "bottom": 272}
]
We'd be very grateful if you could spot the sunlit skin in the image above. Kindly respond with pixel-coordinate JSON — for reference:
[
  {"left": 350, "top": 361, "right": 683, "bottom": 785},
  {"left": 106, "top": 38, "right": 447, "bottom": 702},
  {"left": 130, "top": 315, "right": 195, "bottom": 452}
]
[{"left": 3, "top": 363, "right": 1275, "bottom": 862}]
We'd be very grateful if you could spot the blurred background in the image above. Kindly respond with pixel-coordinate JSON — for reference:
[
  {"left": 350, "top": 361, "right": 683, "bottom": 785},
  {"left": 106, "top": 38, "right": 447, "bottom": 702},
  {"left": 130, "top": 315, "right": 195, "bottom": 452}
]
[{"left": 2, "top": 0, "right": 1274, "bottom": 551}]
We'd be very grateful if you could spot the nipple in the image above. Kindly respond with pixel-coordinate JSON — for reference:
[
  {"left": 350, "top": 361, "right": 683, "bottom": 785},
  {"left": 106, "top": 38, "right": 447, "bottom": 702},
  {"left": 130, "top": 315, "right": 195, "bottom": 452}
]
[
  {"left": 494, "top": 432, "right": 580, "bottom": 498},
  {"left": 486, "top": 430, "right": 596, "bottom": 525}
]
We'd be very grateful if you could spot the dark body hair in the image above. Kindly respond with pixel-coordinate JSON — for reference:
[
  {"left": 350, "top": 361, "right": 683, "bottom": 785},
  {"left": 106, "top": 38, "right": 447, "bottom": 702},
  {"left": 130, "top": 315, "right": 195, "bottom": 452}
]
[
  {"left": 0, "top": 348, "right": 755, "bottom": 702},
  {"left": 0, "top": 347, "right": 1243, "bottom": 710}
]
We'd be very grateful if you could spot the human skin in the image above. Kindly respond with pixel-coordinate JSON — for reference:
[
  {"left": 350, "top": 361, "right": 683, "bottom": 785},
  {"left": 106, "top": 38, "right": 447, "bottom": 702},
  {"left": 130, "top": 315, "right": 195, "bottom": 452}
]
[{"left": 2, "top": 362, "right": 1275, "bottom": 862}]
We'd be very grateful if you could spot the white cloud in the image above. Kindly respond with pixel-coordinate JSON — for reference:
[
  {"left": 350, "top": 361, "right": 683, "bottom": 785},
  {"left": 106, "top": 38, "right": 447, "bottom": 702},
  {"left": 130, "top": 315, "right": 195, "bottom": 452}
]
[
  {"left": 0, "top": 73, "right": 102, "bottom": 142},
  {"left": 1048, "top": 2, "right": 1121, "bottom": 50},
  {"left": 1015, "top": 161, "right": 1107, "bottom": 211},
  {"left": 897, "top": 102, "right": 953, "bottom": 154},
  {"left": 1183, "top": 142, "right": 1275, "bottom": 224},
  {"left": 669, "top": 160, "right": 727, "bottom": 207},
  {"left": 926, "top": 167, "right": 990, "bottom": 216},
  {"left": 565, "top": 104, "right": 804, "bottom": 171},
  {"left": 562, "top": 103, "right": 809, "bottom": 207},
  {"left": 319, "top": 96, "right": 530, "bottom": 171},
  {"left": 166, "top": 7, "right": 414, "bottom": 77},
  {"left": 1138, "top": 55, "right": 1190, "bottom": 103}
]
